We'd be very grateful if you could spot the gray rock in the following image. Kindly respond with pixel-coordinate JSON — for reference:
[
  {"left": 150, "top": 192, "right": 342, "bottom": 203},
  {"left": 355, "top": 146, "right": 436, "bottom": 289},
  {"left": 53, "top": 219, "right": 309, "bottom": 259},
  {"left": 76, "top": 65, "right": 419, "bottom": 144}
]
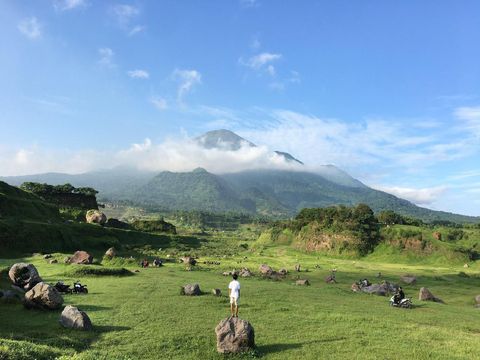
[
  {"left": 278, "top": 268, "right": 288, "bottom": 276},
  {"left": 400, "top": 275, "right": 417, "bottom": 285},
  {"left": 361, "top": 281, "right": 397, "bottom": 296},
  {"left": 239, "top": 268, "right": 253, "bottom": 277},
  {"left": 24, "top": 282, "right": 64, "bottom": 310},
  {"left": 215, "top": 317, "right": 255, "bottom": 354},
  {"left": 59, "top": 305, "right": 93, "bottom": 331},
  {"left": 0, "top": 289, "right": 21, "bottom": 303},
  {"left": 295, "top": 279, "right": 310, "bottom": 286},
  {"left": 8, "top": 263, "right": 42, "bottom": 290},
  {"left": 259, "top": 264, "right": 274, "bottom": 276},
  {"left": 475, "top": 295, "right": 480, "bottom": 305},
  {"left": 181, "top": 283, "right": 201, "bottom": 296},
  {"left": 419, "top": 287, "right": 443, "bottom": 303}
]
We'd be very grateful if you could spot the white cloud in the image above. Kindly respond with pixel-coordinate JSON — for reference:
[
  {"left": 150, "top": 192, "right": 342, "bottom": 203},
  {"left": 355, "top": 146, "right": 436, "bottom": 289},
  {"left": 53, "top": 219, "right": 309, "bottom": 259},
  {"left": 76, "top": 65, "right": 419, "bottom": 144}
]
[
  {"left": 149, "top": 97, "right": 168, "bottom": 110},
  {"left": 0, "top": 137, "right": 302, "bottom": 177},
  {"left": 172, "top": 69, "right": 202, "bottom": 102},
  {"left": 240, "top": 52, "right": 282, "bottom": 77},
  {"left": 128, "top": 25, "right": 145, "bottom": 36},
  {"left": 111, "top": 4, "right": 139, "bottom": 25},
  {"left": 372, "top": 185, "right": 448, "bottom": 205},
  {"left": 98, "top": 47, "right": 115, "bottom": 67},
  {"left": 53, "top": 0, "right": 87, "bottom": 11},
  {"left": 18, "top": 17, "right": 42, "bottom": 39},
  {"left": 127, "top": 69, "right": 149, "bottom": 79},
  {"left": 454, "top": 106, "right": 480, "bottom": 137}
]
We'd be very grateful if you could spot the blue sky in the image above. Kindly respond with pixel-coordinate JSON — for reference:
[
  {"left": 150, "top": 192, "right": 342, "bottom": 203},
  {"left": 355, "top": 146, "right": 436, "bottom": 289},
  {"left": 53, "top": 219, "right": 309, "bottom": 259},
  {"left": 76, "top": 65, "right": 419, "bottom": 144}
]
[{"left": 0, "top": 0, "right": 479, "bottom": 216}]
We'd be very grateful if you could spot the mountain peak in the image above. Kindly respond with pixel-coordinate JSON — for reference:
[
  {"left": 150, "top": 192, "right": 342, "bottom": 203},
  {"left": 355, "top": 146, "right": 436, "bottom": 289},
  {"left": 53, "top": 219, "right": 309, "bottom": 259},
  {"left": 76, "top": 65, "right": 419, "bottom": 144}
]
[
  {"left": 195, "top": 129, "right": 256, "bottom": 151},
  {"left": 274, "top": 151, "right": 304, "bottom": 165}
]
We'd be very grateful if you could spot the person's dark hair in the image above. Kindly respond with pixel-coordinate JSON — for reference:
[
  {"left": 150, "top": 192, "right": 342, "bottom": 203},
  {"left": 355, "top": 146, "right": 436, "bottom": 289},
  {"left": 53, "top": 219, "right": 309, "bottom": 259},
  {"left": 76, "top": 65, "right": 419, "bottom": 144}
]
[{"left": 232, "top": 273, "right": 238, "bottom": 280}]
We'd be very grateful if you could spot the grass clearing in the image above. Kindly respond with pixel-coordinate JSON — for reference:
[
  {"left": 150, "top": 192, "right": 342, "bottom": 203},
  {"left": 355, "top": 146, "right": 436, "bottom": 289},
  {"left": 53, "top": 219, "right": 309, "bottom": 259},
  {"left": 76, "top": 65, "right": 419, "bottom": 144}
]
[{"left": 1, "top": 249, "right": 479, "bottom": 360}]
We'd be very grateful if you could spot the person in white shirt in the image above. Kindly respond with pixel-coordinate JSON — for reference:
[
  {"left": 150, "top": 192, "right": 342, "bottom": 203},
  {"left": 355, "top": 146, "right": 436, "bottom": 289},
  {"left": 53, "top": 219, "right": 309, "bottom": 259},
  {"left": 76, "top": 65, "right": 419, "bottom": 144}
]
[{"left": 228, "top": 273, "right": 241, "bottom": 317}]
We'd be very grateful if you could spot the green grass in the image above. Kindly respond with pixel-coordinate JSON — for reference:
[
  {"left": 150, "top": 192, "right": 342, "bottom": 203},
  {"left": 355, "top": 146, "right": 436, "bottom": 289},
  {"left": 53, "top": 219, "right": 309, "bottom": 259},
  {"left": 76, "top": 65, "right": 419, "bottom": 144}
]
[{"left": 1, "top": 248, "right": 479, "bottom": 360}]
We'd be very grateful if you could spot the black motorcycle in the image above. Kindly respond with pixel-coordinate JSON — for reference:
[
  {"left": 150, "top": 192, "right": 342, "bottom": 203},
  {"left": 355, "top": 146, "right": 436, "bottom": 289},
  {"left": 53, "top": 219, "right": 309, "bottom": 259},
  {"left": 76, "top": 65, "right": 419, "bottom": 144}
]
[
  {"left": 54, "top": 281, "right": 72, "bottom": 294},
  {"left": 72, "top": 281, "right": 88, "bottom": 294}
]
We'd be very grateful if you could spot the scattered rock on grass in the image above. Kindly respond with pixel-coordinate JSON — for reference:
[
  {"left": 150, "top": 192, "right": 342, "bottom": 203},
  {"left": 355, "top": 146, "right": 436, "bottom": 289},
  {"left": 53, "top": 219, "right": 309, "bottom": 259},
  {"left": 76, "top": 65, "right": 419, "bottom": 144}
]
[
  {"left": 239, "top": 268, "right": 253, "bottom": 277},
  {"left": 400, "top": 275, "right": 417, "bottom": 285},
  {"left": 181, "top": 284, "right": 201, "bottom": 296},
  {"left": 351, "top": 283, "right": 361, "bottom": 292},
  {"left": 49, "top": 259, "right": 58, "bottom": 264},
  {"left": 475, "top": 295, "right": 480, "bottom": 305},
  {"left": 278, "top": 268, "right": 288, "bottom": 276},
  {"left": 105, "top": 247, "right": 117, "bottom": 258},
  {"left": 215, "top": 317, "right": 255, "bottom": 354},
  {"left": 68, "top": 251, "right": 93, "bottom": 265},
  {"left": 43, "top": 254, "right": 52, "bottom": 259},
  {"left": 361, "top": 281, "right": 398, "bottom": 296},
  {"left": 259, "top": 264, "right": 274, "bottom": 276},
  {"left": 8, "top": 263, "right": 42, "bottom": 290},
  {"left": 418, "top": 287, "right": 443, "bottom": 303},
  {"left": 60, "top": 305, "right": 93, "bottom": 331},
  {"left": 86, "top": 209, "right": 107, "bottom": 225},
  {"left": 212, "top": 289, "right": 222, "bottom": 296},
  {"left": 24, "top": 282, "right": 63, "bottom": 310},
  {"left": 295, "top": 279, "right": 310, "bottom": 286},
  {"left": 294, "top": 264, "right": 301, "bottom": 272}
]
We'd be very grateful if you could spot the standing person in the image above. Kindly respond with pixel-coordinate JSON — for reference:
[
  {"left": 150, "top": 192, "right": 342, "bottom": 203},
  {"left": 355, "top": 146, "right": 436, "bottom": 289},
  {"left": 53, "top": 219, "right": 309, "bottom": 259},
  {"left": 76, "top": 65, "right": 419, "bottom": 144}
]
[{"left": 228, "top": 273, "right": 241, "bottom": 317}]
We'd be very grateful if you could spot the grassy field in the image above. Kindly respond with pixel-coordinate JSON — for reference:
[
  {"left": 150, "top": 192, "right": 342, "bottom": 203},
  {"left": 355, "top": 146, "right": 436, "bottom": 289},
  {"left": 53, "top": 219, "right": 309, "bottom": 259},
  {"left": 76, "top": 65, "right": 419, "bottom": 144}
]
[{"left": 1, "top": 244, "right": 479, "bottom": 360}]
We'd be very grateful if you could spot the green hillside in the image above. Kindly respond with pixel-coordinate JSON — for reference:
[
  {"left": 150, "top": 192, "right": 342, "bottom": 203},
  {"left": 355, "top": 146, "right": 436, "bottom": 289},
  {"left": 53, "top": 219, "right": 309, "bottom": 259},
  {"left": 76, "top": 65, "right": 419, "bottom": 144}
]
[{"left": 130, "top": 168, "right": 254, "bottom": 213}]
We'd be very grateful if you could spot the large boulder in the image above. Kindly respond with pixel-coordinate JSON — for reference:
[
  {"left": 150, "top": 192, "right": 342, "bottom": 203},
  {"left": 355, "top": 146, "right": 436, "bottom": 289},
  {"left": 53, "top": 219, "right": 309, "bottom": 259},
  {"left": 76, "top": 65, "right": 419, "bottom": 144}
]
[
  {"left": 181, "top": 283, "right": 201, "bottom": 296},
  {"left": 400, "top": 275, "right": 417, "bottom": 285},
  {"left": 60, "top": 305, "right": 93, "bottom": 331},
  {"left": 105, "top": 247, "right": 117, "bottom": 258},
  {"left": 24, "top": 282, "right": 63, "bottom": 310},
  {"left": 86, "top": 209, "right": 107, "bottom": 226},
  {"left": 259, "top": 264, "right": 274, "bottom": 276},
  {"left": 215, "top": 317, "right": 255, "bottom": 354},
  {"left": 361, "top": 281, "right": 397, "bottom": 296},
  {"left": 68, "top": 251, "right": 93, "bottom": 265},
  {"left": 8, "top": 263, "right": 42, "bottom": 290},
  {"left": 419, "top": 287, "right": 443, "bottom": 303}
]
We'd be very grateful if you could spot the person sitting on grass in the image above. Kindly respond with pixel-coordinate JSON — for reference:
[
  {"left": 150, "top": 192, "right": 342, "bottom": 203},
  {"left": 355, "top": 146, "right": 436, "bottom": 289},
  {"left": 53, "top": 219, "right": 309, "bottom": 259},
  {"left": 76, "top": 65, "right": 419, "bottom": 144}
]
[{"left": 228, "top": 273, "right": 241, "bottom": 318}]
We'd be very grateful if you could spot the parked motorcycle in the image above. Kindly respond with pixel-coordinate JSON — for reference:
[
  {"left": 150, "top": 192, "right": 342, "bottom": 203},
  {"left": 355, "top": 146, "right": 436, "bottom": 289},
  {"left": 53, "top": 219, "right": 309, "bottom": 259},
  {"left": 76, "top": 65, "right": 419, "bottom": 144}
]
[
  {"left": 72, "top": 281, "right": 88, "bottom": 294},
  {"left": 54, "top": 281, "right": 72, "bottom": 294}
]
